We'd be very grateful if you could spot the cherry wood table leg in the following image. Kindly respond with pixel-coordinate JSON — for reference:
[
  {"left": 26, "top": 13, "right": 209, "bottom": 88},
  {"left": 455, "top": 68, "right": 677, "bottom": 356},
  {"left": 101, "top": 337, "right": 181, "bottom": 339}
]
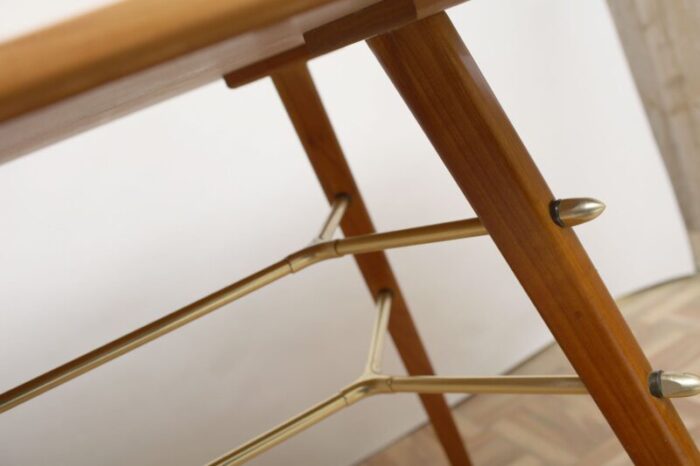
[
  {"left": 367, "top": 12, "right": 700, "bottom": 465},
  {"left": 270, "top": 62, "right": 472, "bottom": 466}
]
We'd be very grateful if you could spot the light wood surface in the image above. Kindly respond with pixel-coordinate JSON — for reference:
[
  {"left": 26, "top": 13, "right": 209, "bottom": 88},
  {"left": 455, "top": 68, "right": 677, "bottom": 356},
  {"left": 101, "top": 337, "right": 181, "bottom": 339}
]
[
  {"left": 0, "top": 0, "right": 369, "bottom": 163},
  {"left": 361, "top": 275, "right": 700, "bottom": 465},
  {"left": 368, "top": 12, "right": 699, "bottom": 464},
  {"left": 0, "top": 0, "right": 360, "bottom": 122},
  {"left": 271, "top": 62, "right": 472, "bottom": 465},
  {"left": 0, "top": 0, "right": 465, "bottom": 164}
]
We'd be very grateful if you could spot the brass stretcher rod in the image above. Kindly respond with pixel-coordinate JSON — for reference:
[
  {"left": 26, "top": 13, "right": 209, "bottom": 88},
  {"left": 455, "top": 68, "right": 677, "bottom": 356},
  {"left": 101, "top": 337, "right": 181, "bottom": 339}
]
[
  {"left": 0, "top": 197, "right": 602, "bottom": 414},
  {"left": 207, "top": 291, "right": 700, "bottom": 466}
]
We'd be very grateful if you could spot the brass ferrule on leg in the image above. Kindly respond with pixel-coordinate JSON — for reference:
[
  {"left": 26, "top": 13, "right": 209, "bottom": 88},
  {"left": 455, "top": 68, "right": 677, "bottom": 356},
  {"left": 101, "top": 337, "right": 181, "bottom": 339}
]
[
  {"left": 550, "top": 198, "right": 605, "bottom": 228},
  {"left": 208, "top": 391, "right": 350, "bottom": 466},
  {"left": 649, "top": 370, "right": 700, "bottom": 399}
]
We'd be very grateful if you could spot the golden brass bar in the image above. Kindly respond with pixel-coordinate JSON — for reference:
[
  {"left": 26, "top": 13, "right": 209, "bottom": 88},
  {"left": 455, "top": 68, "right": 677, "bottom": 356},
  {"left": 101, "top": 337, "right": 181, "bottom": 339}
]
[
  {"left": 207, "top": 377, "right": 391, "bottom": 466},
  {"left": 207, "top": 287, "right": 700, "bottom": 465},
  {"left": 316, "top": 194, "right": 350, "bottom": 242},
  {"left": 364, "top": 290, "right": 392, "bottom": 375},
  {"left": 209, "top": 367, "right": 700, "bottom": 466},
  {"left": 0, "top": 197, "right": 603, "bottom": 415},
  {"left": 336, "top": 217, "right": 484, "bottom": 255},
  {"left": 336, "top": 197, "right": 604, "bottom": 256},
  {"left": 0, "top": 260, "right": 292, "bottom": 414},
  {"left": 208, "top": 294, "right": 586, "bottom": 465},
  {"left": 387, "top": 375, "right": 587, "bottom": 395},
  {"left": 208, "top": 389, "right": 351, "bottom": 466},
  {"left": 207, "top": 295, "right": 394, "bottom": 466}
]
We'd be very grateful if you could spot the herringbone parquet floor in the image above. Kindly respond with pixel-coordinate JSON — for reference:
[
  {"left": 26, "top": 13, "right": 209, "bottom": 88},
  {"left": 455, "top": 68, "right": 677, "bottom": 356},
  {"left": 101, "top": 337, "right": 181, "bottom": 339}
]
[{"left": 360, "top": 275, "right": 700, "bottom": 465}]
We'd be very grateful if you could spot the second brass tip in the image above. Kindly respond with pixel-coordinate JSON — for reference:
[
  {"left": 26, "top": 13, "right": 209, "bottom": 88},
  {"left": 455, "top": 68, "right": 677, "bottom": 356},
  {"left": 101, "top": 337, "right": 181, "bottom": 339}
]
[
  {"left": 551, "top": 198, "right": 606, "bottom": 227},
  {"left": 649, "top": 370, "right": 700, "bottom": 399}
]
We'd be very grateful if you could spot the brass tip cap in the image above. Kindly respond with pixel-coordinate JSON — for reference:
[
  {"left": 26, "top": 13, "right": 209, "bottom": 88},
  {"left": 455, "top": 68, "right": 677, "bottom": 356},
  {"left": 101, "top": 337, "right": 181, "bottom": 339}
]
[
  {"left": 649, "top": 370, "right": 700, "bottom": 399},
  {"left": 551, "top": 198, "right": 606, "bottom": 227}
]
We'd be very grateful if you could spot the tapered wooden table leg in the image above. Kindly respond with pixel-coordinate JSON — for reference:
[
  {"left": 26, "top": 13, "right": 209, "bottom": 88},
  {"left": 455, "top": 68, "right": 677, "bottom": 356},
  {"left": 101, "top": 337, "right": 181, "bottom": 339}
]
[
  {"left": 271, "top": 63, "right": 472, "bottom": 466},
  {"left": 368, "top": 12, "right": 700, "bottom": 465}
]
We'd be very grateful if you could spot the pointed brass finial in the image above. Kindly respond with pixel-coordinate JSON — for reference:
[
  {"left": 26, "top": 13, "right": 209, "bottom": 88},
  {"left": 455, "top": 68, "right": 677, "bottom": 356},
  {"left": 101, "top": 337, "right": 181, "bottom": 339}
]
[
  {"left": 550, "top": 198, "right": 606, "bottom": 228},
  {"left": 649, "top": 370, "right": 700, "bottom": 399}
]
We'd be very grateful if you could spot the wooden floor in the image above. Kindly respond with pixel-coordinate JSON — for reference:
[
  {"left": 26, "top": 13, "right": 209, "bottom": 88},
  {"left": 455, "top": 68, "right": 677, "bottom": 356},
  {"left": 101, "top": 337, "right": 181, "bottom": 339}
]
[{"left": 360, "top": 275, "right": 700, "bottom": 465}]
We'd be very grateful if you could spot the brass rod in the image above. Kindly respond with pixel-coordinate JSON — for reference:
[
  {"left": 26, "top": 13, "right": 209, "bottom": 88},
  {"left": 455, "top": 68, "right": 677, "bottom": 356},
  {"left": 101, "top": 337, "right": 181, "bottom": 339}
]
[
  {"left": 364, "top": 291, "right": 392, "bottom": 375},
  {"left": 316, "top": 194, "right": 350, "bottom": 241},
  {"left": 336, "top": 217, "right": 484, "bottom": 255},
  {"left": 289, "top": 198, "right": 605, "bottom": 270},
  {"left": 286, "top": 217, "right": 492, "bottom": 273},
  {"left": 0, "top": 261, "right": 292, "bottom": 414},
  {"left": 209, "top": 374, "right": 586, "bottom": 465},
  {"left": 387, "top": 375, "right": 587, "bottom": 395},
  {"left": 206, "top": 369, "right": 700, "bottom": 465},
  {"left": 208, "top": 392, "right": 348, "bottom": 466},
  {"left": 0, "top": 197, "right": 603, "bottom": 415},
  {"left": 335, "top": 198, "right": 604, "bottom": 256},
  {"left": 207, "top": 380, "right": 377, "bottom": 466}
]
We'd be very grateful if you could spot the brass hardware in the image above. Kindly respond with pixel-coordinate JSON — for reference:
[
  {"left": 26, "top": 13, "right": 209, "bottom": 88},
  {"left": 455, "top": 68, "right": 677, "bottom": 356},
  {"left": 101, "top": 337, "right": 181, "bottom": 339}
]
[
  {"left": 550, "top": 198, "right": 605, "bottom": 228},
  {"left": 364, "top": 290, "right": 392, "bottom": 375},
  {"left": 208, "top": 293, "right": 589, "bottom": 466},
  {"left": 0, "top": 260, "right": 293, "bottom": 415},
  {"left": 8, "top": 192, "right": 692, "bottom": 465},
  {"left": 387, "top": 375, "right": 586, "bottom": 395},
  {"left": 0, "top": 197, "right": 602, "bottom": 415},
  {"left": 649, "top": 370, "right": 700, "bottom": 399},
  {"left": 213, "top": 293, "right": 393, "bottom": 466},
  {"left": 316, "top": 194, "right": 350, "bottom": 242}
]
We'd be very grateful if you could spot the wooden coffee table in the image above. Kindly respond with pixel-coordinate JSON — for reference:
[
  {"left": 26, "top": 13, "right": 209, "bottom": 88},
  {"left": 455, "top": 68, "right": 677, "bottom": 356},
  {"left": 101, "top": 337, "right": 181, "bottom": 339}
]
[{"left": 1, "top": 1, "right": 698, "bottom": 464}]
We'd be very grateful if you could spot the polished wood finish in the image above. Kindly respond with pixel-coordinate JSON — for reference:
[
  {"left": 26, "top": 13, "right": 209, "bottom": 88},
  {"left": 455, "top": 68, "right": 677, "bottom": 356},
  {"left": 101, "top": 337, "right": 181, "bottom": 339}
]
[
  {"left": 0, "top": 0, "right": 345, "bottom": 163},
  {"left": 0, "top": 0, "right": 348, "bottom": 122},
  {"left": 368, "top": 12, "right": 700, "bottom": 464},
  {"left": 225, "top": 0, "right": 417, "bottom": 89},
  {"left": 0, "top": 0, "right": 467, "bottom": 163},
  {"left": 271, "top": 62, "right": 471, "bottom": 466},
  {"left": 225, "top": 46, "right": 313, "bottom": 90},
  {"left": 304, "top": 0, "right": 416, "bottom": 56}
]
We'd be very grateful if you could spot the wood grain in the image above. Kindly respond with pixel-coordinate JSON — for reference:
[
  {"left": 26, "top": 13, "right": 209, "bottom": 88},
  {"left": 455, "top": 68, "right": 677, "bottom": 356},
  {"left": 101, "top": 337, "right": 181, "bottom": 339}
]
[
  {"left": 368, "top": 12, "right": 700, "bottom": 464},
  {"left": 0, "top": 0, "right": 382, "bottom": 163},
  {"left": 225, "top": 0, "right": 418, "bottom": 89},
  {"left": 0, "top": 0, "right": 467, "bottom": 163},
  {"left": 271, "top": 62, "right": 472, "bottom": 466},
  {"left": 0, "top": 0, "right": 357, "bottom": 123}
]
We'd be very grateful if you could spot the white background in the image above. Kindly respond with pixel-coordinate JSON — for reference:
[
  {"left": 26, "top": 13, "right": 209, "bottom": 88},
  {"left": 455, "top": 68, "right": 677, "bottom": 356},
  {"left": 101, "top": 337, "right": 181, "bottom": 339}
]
[{"left": 0, "top": 0, "right": 694, "bottom": 465}]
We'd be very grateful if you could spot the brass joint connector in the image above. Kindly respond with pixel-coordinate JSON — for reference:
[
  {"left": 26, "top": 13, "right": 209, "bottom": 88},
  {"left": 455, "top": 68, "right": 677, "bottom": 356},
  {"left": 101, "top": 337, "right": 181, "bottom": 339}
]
[{"left": 285, "top": 241, "right": 341, "bottom": 272}]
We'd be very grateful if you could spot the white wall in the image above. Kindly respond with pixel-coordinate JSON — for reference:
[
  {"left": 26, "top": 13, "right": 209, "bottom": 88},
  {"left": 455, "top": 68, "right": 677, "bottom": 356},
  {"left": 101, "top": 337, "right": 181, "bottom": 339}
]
[{"left": 0, "top": 0, "right": 694, "bottom": 465}]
